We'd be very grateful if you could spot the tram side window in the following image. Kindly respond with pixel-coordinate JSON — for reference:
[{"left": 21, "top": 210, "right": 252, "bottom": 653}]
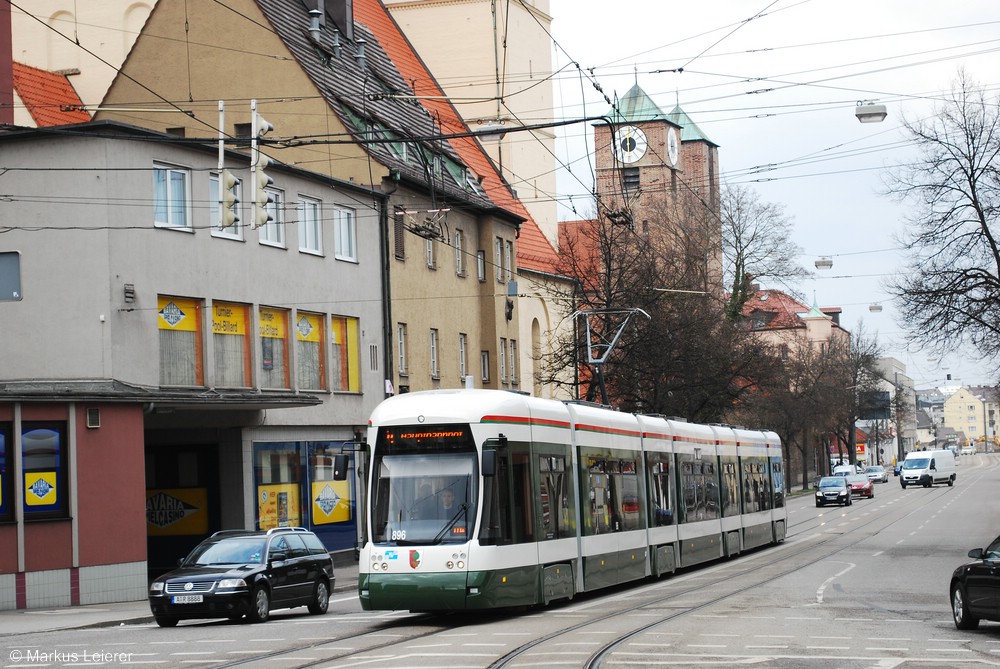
[
  {"left": 677, "top": 456, "right": 720, "bottom": 523},
  {"left": 720, "top": 458, "right": 739, "bottom": 517},
  {"left": 742, "top": 459, "right": 770, "bottom": 513},
  {"left": 646, "top": 454, "right": 674, "bottom": 527},
  {"left": 582, "top": 452, "right": 641, "bottom": 535},
  {"left": 771, "top": 458, "right": 785, "bottom": 508},
  {"left": 539, "top": 454, "right": 574, "bottom": 540}
]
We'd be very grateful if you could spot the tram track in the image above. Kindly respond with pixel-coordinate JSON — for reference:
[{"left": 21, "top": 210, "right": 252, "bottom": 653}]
[{"left": 185, "top": 479, "right": 967, "bottom": 669}]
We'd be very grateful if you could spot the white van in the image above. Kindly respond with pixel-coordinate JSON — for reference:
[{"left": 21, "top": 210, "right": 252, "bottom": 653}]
[{"left": 899, "top": 449, "right": 957, "bottom": 488}]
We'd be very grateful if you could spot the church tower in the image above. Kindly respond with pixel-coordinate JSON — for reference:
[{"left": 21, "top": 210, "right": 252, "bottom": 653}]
[{"left": 594, "top": 84, "right": 720, "bottom": 234}]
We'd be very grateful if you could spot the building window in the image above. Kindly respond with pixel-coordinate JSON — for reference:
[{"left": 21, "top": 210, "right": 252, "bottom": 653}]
[
  {"left": 259, "top": 306, "right": 290, "bottom": 389},
  {"left": 494, "top": 237, "right": 503, "bottom": 282},
  {"left": 259, "top": 188, "right": 285, "bottom": 247},
  {"left": 210, "top": 172, "right": 243, "bottom": 239},
  {"left": 623, "top": 167, "right": 640, "bottom": 191},
  {"left": 459, "top": 333, "right": 468, "bottom": 380},
  {"left": 480, "top": 350, "right": 490, "bottom": 383},
  {"left": 393, "top": 207, "right": 406, "bottom": 260},
  {"left": 426, "top": 237, "right": 436, "bottom": 269},
  {"left": 158, "top": 295, "right": 204, "bottom": 386},
  {"left": 509, "top": 338, "right": 518, "bottom": 385},
  {"left": 334, "top": 207, "right": 357, "bottom": 261},
  {"left": 212, "top": 301, "right": 251, "bottom": 388},
  {"left": 397, "top": 323, "right": 408, "bottom": 376},
  {"left": 22, "top": 422, "right": 68, "bottom": 519},
  {"left": 296, "top": 311, "right": 327, "bottom": 391},
  {"left": 505, "top": 240, "right": 514, "bottom": 282},
  {"left": 454, "top": 229, "right": 465, "bottom": 276},
  {"left": 298, "top": 196, "right": 323, "bottom": 255},
  {"left": 477, "top": 250, "right": 486, "bottom": 282},
  {"left": 331, "top": 316, "right": 360, "bottom": 392},
  {"left": 430, "top": 328, "right": 440, "bottom": 379},
  {"left": 499, "top": 338, "right": 508, "bottom": 383},
  {"left": 0, "top": 423, "right": 12, "bottom": 522},
  {"left": 153, "top": 163, "right": 191, "bottom": 230}
]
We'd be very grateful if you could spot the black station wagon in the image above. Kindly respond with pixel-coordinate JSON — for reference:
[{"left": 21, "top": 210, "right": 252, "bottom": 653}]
[{"left": 148, "top": 527, "right": 335, "bottom": 627}]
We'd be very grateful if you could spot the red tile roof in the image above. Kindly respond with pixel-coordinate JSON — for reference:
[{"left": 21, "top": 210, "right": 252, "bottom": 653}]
[
  {"left": 11, "top": 62, "right": 91, "bottom": 127},
  {"left": 354, "top": 0, "right": 558, "bottom": 274},
  {"left": 742, "top": 289, "right": 810, "bottom": 329}
]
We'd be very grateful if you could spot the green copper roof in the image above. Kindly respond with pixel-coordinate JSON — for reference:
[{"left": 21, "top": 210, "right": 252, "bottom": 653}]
[
  {"left": 612, "top": 83, "right": 670, "bottom": 123},
  {"left": 667, "top": 104, "right": 718, "bottom": 146}
]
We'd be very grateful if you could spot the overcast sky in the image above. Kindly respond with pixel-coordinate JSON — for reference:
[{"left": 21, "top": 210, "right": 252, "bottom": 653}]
[{"left": 546, "top": 0, "right": 1000, "bottom": 388}]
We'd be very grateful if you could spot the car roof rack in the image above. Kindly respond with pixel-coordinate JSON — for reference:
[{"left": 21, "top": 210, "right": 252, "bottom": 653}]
[{"left": 265, "top": 526, "right": 309, "bottom": 534}]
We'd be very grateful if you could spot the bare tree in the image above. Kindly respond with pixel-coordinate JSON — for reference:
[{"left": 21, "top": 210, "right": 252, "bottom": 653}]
[
  {"left": 721, "top": 184, "right": 811, "bottom": 322},
  {"left": 887, "top": 70, "right": 1000, "bottom": 373}
]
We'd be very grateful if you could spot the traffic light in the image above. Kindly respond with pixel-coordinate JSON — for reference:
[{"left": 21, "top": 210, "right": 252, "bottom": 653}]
[
  {"left": 251, "top": 153, "right": 273, "bottom": 229},
  {"left": 218, "top": 169, "right": 239, "bottom": 229},
  {"left": 250, "top": 104, "right": 274, "bottom": 229}
]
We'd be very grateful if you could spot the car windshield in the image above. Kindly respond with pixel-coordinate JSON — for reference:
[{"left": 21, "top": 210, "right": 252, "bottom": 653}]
[
  {"left": 903, "top": 457, "right": 930, "bottom": 469},
  {"left": 186, "top": 537, "right": 266, "bottom": 566},
  {"left": 866, "top": 466, "right": 883, "bottom": 473},
  {"left": 818, "top": 477, "right": 844, "bottom": 489}
]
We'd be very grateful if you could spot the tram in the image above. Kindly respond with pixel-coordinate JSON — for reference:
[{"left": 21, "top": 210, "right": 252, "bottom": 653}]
[{"left": 358, "top": 389, "right": 785, "bottom": 611}]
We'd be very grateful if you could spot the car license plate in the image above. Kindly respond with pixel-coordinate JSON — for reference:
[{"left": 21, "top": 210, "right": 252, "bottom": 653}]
[{"left": 171, "top": 594, "right": 203, "bottom": 604}]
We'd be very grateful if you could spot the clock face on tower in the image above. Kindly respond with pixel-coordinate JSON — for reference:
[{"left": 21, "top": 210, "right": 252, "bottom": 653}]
[
  {"left": 667, "top": 127, "right": 679, "bottom": 166},
  {"left": 614, "top": 125, "right": 647, "bottom": 164}
]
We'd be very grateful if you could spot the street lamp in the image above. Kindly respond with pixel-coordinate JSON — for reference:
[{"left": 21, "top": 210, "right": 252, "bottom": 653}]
[
  {"left": 856, "top": 101, "right": 887, "bottom": 123},
  {"left": 815, "top": 256, "right": 833, "bottom": 270},
  {"left": 868, "top": 303, "right": 883, "bottom": 313}
]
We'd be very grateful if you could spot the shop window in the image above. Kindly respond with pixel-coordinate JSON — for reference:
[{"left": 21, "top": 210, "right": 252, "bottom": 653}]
[
  {"left": 331, "top": 315, "right": 360, "bottom": 392},
  {"left": 259, "top": 306, "right": 290, "bottom": 389},
  {"left": 0, "top": 423, "right": 11, "bottom": 521},
  {"left": 158, "top": 295, "right": 204, "bottom": 386},
  {"left": 254, "top": 443, "right": 302, "bottom": 529},
  {"left": 296, "top": 311, "right": 327, "bottom": 391},
  {"left": 212, "top": 301, "right": 251, "bottom": 388},
  {"left": 22, "top": 423, "right": 68, "bottom": 519},
  {"left": 309, "top": 444, "right": 353, "bottom": 526}
]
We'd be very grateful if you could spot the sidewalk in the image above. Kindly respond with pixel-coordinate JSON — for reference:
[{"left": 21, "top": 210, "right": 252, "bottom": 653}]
[{"left": 0, "top": 559, "right": 358, "bottom": 636}]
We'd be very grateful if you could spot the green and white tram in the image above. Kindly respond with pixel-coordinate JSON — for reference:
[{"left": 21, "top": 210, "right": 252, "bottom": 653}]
[{"left": 359, "top": 389, "right": 785, "bottom": 611}]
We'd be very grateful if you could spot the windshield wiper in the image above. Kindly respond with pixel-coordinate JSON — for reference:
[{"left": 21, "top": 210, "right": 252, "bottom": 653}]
[{"left": 431, "top": 503, "right": 468, "bottom": 545}]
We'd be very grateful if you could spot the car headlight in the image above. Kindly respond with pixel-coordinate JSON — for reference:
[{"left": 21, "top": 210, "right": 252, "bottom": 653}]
[
  {"left": 149, "top": 581, "right": 164, "bottom": 593},
  {"left": 217, "top": 578, "right": 247, "bottom": 589},
  {"left": 815, "top": 491, "right": 822, "bottom": 497}
]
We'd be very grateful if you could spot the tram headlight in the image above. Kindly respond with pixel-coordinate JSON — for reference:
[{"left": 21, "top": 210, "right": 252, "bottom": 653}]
[
  {"left": 447, "top": 561, "right": 454, "bottom": 569},
  {"left": 381, "top": 563, "right": 388, "bottom": 571},
  {"left": 457, "top": 560, "right": 465, "bottom": 569}
]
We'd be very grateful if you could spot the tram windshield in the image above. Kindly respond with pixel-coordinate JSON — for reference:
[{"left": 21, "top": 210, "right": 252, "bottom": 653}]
[{"left": 371, "top": 453, "right": 476, "bottom": 545}]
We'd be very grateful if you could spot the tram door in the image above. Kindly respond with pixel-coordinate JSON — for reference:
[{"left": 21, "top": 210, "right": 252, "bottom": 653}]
[{"left": 480, "top": 444, "right": 535, "bottom": 545}]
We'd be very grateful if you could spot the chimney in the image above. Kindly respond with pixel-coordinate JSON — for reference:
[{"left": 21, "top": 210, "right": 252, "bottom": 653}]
[{"left": 0, "top": 0, "right": 13, "bottom": 125}]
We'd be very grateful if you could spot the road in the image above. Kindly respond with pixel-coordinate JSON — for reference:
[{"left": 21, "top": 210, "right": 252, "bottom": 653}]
[{"left": 4, "top": 454, "right": 999, "bottom": 668}]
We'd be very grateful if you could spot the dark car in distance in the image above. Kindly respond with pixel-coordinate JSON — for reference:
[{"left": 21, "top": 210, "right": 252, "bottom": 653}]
[
  {"left": 950, "top": 534, "right": 1000, "bottom": 630},
  {"left": 148, "top": 527, "right": 335, "bottom": 627},
  {"left": 815, "top": 476, "right": 852, "bottom": 507}
]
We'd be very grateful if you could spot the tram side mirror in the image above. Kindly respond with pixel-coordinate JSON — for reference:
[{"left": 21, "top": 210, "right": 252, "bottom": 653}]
[
  {"left": 333, "top": 454, "right": 350, "bottom": 480},
  {"left": 482, "top": 450, "right": 497, "bottom": 477}
]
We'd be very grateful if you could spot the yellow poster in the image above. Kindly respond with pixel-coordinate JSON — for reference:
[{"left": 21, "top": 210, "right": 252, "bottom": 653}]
[
  {"left": 296, "top": 312, "right": 322, "bottom": 343},
  {"left": 24, "top": 472, "right": 57, "bottom": 506},
  {"left": 212, "top": 302, "right": 246, "bottom": 336},
  {"left": 259, "top": 307, "right": 287, "bottom": 339},
  {"left": 146, "top": 488, "right": 209, "bottom": 535},
  {"left": 258, "top": 484, "right": 301, "bottom": 529},
  {"left": 311, "top": 480, "right": 351, "bottom": 524},
  {"left": 158, "top": 296, "right": 200, "bottom": 332}
]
